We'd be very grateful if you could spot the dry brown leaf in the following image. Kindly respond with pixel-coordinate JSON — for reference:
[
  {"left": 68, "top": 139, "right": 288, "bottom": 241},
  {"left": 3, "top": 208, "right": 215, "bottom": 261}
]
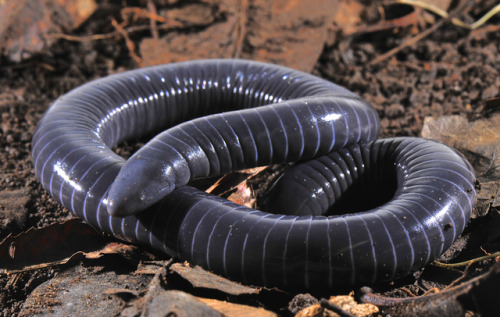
[
  {"left": 0, "top": 0, "right": 97, "bottom": 62},
  {"left": 421, "top": 115, "right": 500, "bottom": 167},
  {"left": 198, "top": 297, "right": 277, "bottom": 317},
  {"left": 329, "top": 295, "right": 379, "bottom": 316},
  {"left": 170, "top": 262, "right": 261, "bottom": 295},
  {"left": 146, "top": 290, "right": 224, "bottom": 317},
  {"left": 295, "top": 294, "right": 378, "bottom": 317},
  {"left": 140, "top": 0, "right": 339, "bottom": 71},
  {"left": 19, "top": 266, "right": 151, "bottom": 317},
  {"left": 227, "top": 182, "right": 256, "bottom": 208},
  {"left": 242, "top": 0, "right": 339, "bottom": 71},
  {"left": 205, "top": 166, "right": 266, "bottom": 208},
  {"left": 333, "top": 0, "right": 365, "bottom": 36},
  {"left": 205, "top": 167, "right": 267, "bottom": 196},
  {"left": 139, "top": 0, "right": 239, "bottom": 65},
  {"left": 336, "top": 2, "right": 419, "bottom": 38},
  {"left": 421, "top": 114, "right": 500, "bottom": 216},
  {"left": 0, "top": 219, "right": 140, "bottom": 273},
  {"left": 361, "top": 263, "right": 500, "bottom": 316}
]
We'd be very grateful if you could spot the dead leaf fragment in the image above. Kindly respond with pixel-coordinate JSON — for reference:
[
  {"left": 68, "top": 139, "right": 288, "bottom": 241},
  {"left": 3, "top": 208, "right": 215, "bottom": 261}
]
[
  {"left": 135, "top": 261, "right": 171, "bottom": 275},
  {"left": 243, "top": 0, "right": 339, "bottom": 71},
  {"left": 170, "top": 262, "right": 261, "bottom": 295},
  {"left": 422, "top": 115, "right": 500, "bottom": 158},
  {"left": 198, "top": 297, "right": 277, "bottom": 317},
  {"left": 0, "top": 219, "right": 120, "bottom": 273},
  {"left": 296, "top": 304, "right": 332, "bottom": 317},
  {"left": 205, "top": 167, "right": 267, "bottom": 208},
  {"left": 145, "top": 290, "right": 223, "bottom": 317},
  {"left": 329, "top": 296, "right": 379, "bottom": 316},
  {"left": 206, "top": 167, "right": 267, "bottom": 196},
  {"left": 55, "top": 0, "right": 97, "bottom": 28},
  {"left": 161, "top": 3, "right": 217, "bottom": 26},
  {"left": 361, "top": 262, "right": 500, "bottom": 317},
  {"left": 19, "top": 265, "right": 150, "bottom": 317},
  {"left": 140, "top": 0, "right": 339, "bottom": 71},
  {"left": 226, "top": 182, "right": 256, "bottom": 207},
  {"left": 333, "top": 0, "right": 365, "bottom": 36},
  {"left": 421, "top": 115, "right": 500, "bottom": 178},
  {"left": 421, "top": 114, "right": 500, "bottom": 216},
  {"left": 296, "top": 294, "right": 378, "bottom": 317},
  {"left": 139, "top": 0, "right": 237, "bottom": 65},
  {"left": 0, "top": 0, "right": 97, "bottom": 62}
]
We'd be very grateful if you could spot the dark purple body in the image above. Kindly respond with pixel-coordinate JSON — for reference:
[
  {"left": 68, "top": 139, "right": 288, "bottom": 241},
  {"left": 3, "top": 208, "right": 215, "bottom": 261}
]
[{"left": 32, "top": 59, "right": 476, "bottom": 289}]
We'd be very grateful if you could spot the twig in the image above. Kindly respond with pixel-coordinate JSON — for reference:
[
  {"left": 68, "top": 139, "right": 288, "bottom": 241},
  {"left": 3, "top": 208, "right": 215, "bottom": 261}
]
[
  {"left": 433, "top": 250, "right": 500, "bottom": 268},
  {"left": 442, "top": 260, "right": 475, "bottom": 290},
  {"left": 319, "top": 298, "right": 357, "bottom": 317},
  {"left": 421, "top": 287, "right": 440, "bottom": 296},
  {"left": 469, "top": 3, "right": 500, "bottom": 29},
  {"left": 140, "top": 265, "right": 169, "bottom": 317},
  {"left": 121, "top": 6, "right": 167, "bottom": 24},
  {"left": 368, "top": 18, "right": 444, "bottom": 65},
  {"left": 47, "top": 4, "right": 184, "bottom": 44},
  {"left": 399, "top": 0, "right": 500, "bottom": 30},
  {"left": 233, "top": 0, "right": 249, "bottom": 58},
  {"left": 47, "top": 32, "right": 117, "bottom": 42},
  {"left": 369, "top": 0, "right": 473, "bottom": 65},
  {"left": 147, "top": 0, "right": 159, "bottom": 40},
  {"left": 111, "top": 18, "right": 144, "bottom": 67},
  {"left": 400, "top": 287, "right": 418, "bottom": 297},
  {"left": 48, "top": 21, "right": 183, "bottom": 43}
]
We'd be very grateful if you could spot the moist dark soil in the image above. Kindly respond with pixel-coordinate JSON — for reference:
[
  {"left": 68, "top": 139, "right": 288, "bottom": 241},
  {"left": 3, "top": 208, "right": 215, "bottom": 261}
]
[{"left": 1, "top": 0, "right": 499, "bottom": 316}]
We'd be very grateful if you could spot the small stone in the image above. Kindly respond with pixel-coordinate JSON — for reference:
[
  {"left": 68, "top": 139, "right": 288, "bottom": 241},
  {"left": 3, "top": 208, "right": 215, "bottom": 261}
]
[
  {"left": 385, "top": 104, "right": 405, "bottom": 119},
  {"left": 482, "top": 85, "right": 499, "bottom": 100}
]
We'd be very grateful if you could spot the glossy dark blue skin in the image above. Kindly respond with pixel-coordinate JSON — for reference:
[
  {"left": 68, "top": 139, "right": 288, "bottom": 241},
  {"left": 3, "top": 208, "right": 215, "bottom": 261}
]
[{"left": 32, "top": 59, "right": 476, "bottom": 289}]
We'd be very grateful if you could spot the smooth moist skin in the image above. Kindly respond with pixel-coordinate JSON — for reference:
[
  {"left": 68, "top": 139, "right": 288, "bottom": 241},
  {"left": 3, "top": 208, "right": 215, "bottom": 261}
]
[{"left": 32, "top": 59, "right": 476, "bottom": 289}]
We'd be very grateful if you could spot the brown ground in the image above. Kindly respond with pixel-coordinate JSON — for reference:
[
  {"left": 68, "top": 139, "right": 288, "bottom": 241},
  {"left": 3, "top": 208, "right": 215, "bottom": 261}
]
[{"left": 1, "top": 0, "right": 499, "bottom": 316}]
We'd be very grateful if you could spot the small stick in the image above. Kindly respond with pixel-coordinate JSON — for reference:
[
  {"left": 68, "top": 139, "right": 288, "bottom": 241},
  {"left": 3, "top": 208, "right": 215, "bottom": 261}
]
[
  {"left": 233, "top": 0, "right": 249, "bottom": 58},
  {"left": 433, "top": 251, "right": 500, "bottom": 268},
  {"left": 111, "top": 18, "right": 144, "bottom": 67},
  {"left": 319, "top": 298, "right": 357, "bottom": 317},
  {"left": 399, "top": 0, "right": 500, "bottom": 30},
  {"left": 369, "top": 0, "right": 473, "bottom": 65},
  {"left": 147, "top": 0, "right": 159, "bottom": 41}
]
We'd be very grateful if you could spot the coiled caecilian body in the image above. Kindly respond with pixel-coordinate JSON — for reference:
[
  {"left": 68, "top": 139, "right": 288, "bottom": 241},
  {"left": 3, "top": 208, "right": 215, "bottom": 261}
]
[{"left": 32, "top": 59, "right": 476, "bottom": 289}]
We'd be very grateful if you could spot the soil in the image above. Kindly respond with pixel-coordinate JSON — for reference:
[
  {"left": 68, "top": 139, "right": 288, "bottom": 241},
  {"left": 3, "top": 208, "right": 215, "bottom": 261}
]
[{"left": 1, "top": 0, "right": 499, "bottom": 316}]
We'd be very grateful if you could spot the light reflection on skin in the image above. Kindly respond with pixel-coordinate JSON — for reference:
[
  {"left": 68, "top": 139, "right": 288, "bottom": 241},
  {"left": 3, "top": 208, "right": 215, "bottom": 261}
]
[
  {"left": 322, "top": 112, "right": 342, "bottom": 123},
  {"left": 54, "top": 161, "right": 83, "bottom": 192},
  {"left": 95, "top": 102, "right": 131, "bottom": 136},
  {"left": 424, "top": 200, "right": 452, "bottom": 229}
]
